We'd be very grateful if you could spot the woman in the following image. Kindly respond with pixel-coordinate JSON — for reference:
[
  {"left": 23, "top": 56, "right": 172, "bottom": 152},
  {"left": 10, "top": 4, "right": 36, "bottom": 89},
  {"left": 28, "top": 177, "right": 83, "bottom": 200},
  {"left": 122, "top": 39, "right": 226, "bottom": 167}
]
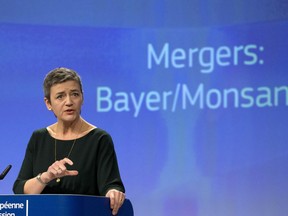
[{"left": 13, "top": 67, "right": 125, "bottom": 215}]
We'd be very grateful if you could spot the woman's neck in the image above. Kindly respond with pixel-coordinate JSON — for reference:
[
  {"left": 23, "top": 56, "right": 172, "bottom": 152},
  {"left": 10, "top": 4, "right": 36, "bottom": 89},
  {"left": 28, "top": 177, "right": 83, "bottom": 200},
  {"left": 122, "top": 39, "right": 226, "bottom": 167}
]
[{"left": 55, "top": 118, "right": 83, "bottom": 140}]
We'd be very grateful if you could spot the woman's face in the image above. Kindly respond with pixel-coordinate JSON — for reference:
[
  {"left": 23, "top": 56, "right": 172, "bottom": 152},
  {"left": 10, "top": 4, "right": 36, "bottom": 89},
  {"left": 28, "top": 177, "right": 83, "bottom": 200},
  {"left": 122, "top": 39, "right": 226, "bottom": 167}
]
[{"left": 45, "top": 80, "right": 83, "bottom": 123}]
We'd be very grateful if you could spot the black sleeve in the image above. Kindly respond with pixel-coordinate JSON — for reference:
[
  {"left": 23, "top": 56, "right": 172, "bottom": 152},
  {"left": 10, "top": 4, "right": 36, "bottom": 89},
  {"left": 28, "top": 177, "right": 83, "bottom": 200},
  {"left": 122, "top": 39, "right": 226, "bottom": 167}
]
[
  {"left": 96, "top": 132, "right": 125, "bottom": 196},
  {"left": 13, "top": 132, "right": 36, "bottom": 194}
]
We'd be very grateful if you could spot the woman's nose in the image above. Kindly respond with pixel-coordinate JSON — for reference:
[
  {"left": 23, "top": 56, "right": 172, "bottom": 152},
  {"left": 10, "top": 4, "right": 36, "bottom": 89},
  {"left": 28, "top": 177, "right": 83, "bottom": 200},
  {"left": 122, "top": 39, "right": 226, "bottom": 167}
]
[{"left": 65, "top": 96, "right": 73, "bottom": 106}]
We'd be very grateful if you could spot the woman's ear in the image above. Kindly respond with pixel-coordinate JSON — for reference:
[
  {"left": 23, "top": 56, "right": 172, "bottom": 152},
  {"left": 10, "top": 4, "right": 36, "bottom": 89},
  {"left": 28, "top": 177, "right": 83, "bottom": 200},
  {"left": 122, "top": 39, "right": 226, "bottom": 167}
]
[{"left": 44, "top": 97, "right": 52, "bottom": 110}]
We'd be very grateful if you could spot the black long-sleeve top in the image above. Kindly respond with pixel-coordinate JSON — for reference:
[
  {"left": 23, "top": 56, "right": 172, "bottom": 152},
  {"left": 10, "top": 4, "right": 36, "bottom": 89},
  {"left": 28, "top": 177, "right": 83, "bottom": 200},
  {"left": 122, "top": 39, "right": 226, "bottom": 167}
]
[{"left": 13, "top": 128, "right": 125, "bottom": 195}]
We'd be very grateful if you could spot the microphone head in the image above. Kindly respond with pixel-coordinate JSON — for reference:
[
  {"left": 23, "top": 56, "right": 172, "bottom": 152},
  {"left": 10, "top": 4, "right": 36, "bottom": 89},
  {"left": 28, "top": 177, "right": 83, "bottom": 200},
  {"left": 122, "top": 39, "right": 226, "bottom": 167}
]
[{"left": 0, "top": 164, "right": 12, "bottom": 180}]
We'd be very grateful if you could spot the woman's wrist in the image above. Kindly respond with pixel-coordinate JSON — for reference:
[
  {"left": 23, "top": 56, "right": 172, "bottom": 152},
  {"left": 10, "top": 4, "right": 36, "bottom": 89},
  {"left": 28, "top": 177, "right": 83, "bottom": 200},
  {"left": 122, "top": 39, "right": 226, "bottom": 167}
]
[
  {"left": 36, "top": 173, "right": 47, "bottom": 185},
  {"left": 36, "top": 172, "right": 51, "bottom": 185}
]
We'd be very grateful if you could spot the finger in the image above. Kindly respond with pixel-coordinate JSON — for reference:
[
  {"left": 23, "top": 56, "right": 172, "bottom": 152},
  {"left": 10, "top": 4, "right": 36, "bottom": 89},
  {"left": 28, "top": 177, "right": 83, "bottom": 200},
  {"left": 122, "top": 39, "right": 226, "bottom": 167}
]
[
  {"left": 51, "top": 161, "right": 62, "bottom": 171},
  {"left": 57, "top": 168, "right": 62, "bottom": 174},
  {"left": 112, "top": 206, "right": 120, "bottom": 215},
  {"left": 110, "top": 195, "right": 119, "bottom": 216},
  {"left": 46, "top": 161, "right": 73, "bottom": 181},
  {"left": 120, "top": 195, "right": 125, "bottom": 204},
  {"left": 52, "top": 164, "right": 64, "bottom": 174},
  {"left": 108, "top": 192, "right": 115, "bottom": 210},
  {"left": 65, "top": 170, "right": 79, "bottom": 176},
  {"left": 113, "top": 193, "right": 125, "bottom": 215},
  {"left": 106, "top": 190, "right": 125, "bottom": 215},
  {"left": 53, "top": 159, "right": 72, "bottom": 174},
  {"left": 58, "top": 164, "right": 67, "bottom": 172},
  {"left": 48, "top": 164, "right": 59, "bottom": 175},
  {"left": 48, "top": 168, "right": 58, "bottom": 175},
  {"left": 61, "top": 158, "right": 74, "bottom": 166}
]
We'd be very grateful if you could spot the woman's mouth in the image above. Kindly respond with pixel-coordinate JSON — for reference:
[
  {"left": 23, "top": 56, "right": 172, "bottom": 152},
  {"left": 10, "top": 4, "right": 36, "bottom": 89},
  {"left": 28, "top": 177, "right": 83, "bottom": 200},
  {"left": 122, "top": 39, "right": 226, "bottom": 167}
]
[{"left": 65, "top": 109, "right": 75, "bottom": 114}]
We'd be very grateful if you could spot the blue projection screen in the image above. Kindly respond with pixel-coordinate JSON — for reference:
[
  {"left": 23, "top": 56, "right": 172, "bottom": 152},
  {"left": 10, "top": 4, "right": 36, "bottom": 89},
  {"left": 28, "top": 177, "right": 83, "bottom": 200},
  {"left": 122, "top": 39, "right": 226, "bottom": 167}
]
[{"left": 0, "top": 20, "right": 288, "bottom": 216}]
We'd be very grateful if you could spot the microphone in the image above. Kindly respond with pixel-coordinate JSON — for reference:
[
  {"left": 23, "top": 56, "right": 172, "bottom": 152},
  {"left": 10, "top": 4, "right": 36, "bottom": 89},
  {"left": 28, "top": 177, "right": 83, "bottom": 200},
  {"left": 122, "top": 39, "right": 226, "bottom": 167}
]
[{"left": 0, "top": 165, "right": 12, "bottom": 180}]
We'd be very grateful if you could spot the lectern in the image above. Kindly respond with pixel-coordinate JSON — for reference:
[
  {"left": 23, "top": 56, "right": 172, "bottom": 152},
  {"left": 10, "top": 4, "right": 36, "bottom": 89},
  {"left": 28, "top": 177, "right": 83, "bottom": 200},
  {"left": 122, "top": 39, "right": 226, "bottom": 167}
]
[{"left": 0, "top": 194, "right": 133, "bottom": 216}]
